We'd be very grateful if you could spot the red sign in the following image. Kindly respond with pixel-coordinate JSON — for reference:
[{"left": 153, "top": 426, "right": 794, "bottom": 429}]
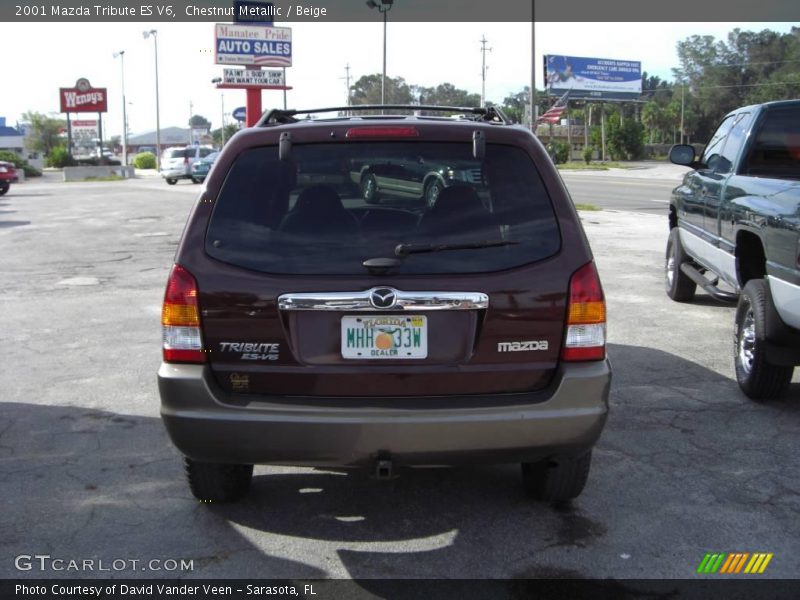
[{"left": 59, "top": 78, "right": 107, "bottom": 113}]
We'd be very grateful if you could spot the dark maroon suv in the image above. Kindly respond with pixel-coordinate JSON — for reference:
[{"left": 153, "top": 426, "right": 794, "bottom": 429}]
[{"left": 158, "top": 105, "right": 611, "bottom": 504}]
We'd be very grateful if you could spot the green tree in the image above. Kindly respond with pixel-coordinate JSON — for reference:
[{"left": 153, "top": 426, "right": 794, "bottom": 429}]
[
  {"left": 22, "top": 111, "right": 66, "bottom": 157},
  {"left": 189, "top": 114, "right": 211, "bottom": 129},
  {"left": 501, "top": 87, "right": 532, "bottom": 124},
  {"left": 605, "top": 113, "right": 644, "bottom": 160},
  {"left": 133, "top": 152, "right": 156, "bottom": 169},
  {"left": 640, "top": 101, "right": 662, "bottom": 143},
  {"left": 416, "top": 83, "right": 480, "bottom": 109},
  {"left": 211, "top": 123, "right": 240, "bottom": 147},
  {"left": 672, "top": 27, "right": 800, "bottom": 141},
  {"left": 350, "top": 74, "right": 414, "bottom": 106}
]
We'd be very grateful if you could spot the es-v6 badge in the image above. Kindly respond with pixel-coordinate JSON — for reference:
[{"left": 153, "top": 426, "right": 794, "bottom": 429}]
[{"left": 219, "top": 342, "right": 280, "bottom": 361}]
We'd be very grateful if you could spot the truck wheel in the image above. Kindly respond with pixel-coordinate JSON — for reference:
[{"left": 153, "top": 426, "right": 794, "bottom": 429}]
[
  {"left": 185, "top": 457, "right": 253, "bottom": 503},
  {"left": 361, "top": 174, "right": 379, "bottom": 204},
  {"left": 424, "top": 179, "right": 443, "bottom": 208},
  {"left": 734, "top": 279, "right": 793, "bottom": 400},
  {"left": 665, "top": 227, "right": 696, "bottom": 302},
  {"left": 166, "top": 178, "right": 177, "bottom": 185},
  {"left": 521, "top": 450, "right": 592, "bottom": 504}
]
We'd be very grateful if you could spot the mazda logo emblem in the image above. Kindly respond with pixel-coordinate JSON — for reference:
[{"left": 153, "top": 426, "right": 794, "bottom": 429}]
[{"left": 370, "top": 288, "right": 397, "bottom": 309}]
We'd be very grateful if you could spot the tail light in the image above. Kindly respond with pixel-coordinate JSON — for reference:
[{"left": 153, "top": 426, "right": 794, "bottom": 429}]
[
  {"left": 162, "top": 264, "right": 205, "bottom": 363},
  {"left": 562, "top": 261, "right": 606, "bottom": 362},
  {"left": 184, "top": 156, "right": 189, "bottom": 165},
  {"left": 345, "top": 126, "right": 420, "bottom": 138}
]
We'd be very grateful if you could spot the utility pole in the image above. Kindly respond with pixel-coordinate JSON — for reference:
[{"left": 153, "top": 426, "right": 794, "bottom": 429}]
[
  {"left": 220, "top": 93, "right": 226, "bottom": 146},
  {"left": 601, "top": 103, "right": 606, "bottom": 161},
  {"left": 480, "top": 35, "right": 491, "bottom": 108},
  {"left": 282, "top": 67, "right": 287, "bottom": 110},
  {"left": 189, "top": 100, "right": 194, "bottom": 144},
  {"left": 584, "top": 104, "right": 590, "bottom": 151},
  {"left": 680, "top": 85, "right": 685, "bottom": 144},
  {"left": 344, "top": 63, "right": 352, "bottom": 106}
]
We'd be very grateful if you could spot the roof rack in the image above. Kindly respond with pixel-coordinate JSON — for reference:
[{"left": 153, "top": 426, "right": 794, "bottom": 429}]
[{"left": 255, "top": 105, "right": 511, "bottom": 127}]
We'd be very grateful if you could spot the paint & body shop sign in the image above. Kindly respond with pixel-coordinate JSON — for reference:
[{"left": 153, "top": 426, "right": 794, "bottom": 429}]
[{"left": 60, "top": 78, "right": 108, "bottom": 113}]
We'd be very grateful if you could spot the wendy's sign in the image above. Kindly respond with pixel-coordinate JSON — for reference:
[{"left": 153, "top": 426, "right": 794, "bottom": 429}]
[{"left": 60, "top": 78, "right": 108, "bottom": 113}]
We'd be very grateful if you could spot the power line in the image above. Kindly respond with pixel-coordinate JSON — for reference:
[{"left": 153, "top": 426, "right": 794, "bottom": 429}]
[
  {"left": 642, "top": 79, "right": 800, "bottom": 94},
  {"left": 677, "top": 58, "right": 800, "bottom": 69}
]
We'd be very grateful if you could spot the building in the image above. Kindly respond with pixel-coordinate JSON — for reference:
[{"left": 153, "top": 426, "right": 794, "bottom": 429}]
[
  {"left": 126, "top": 127, "right": 214, "bottom": 155},
  {"left": 0, "top": 117, "right": 45, "bottom": 170}
]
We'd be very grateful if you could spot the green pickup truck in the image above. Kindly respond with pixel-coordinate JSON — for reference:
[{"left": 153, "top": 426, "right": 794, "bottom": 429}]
[{"left": 666, "top": 99, "right": 800, "bottom": 400}]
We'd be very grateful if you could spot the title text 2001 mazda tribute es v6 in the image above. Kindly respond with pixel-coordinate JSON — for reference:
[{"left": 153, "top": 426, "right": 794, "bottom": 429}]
[{"left": 157, "top": 105, "right": 612, "bottom": 504}]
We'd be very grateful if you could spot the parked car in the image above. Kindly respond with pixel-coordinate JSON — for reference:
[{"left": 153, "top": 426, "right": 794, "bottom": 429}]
[
  {"left": 0, "top": 161, "right": 17, "bottom": 195},
  {"left": 189, "top": 151, "right": 219, "bottom": 183},
  {"left": 160, "top": 145, "right": 215, "bottom": 184},
  {"left": 666, "top": 99, "right": 800, "bottom": 400},
  {"left": 158, "top": 105, "right": 611, "bottom": 504}
]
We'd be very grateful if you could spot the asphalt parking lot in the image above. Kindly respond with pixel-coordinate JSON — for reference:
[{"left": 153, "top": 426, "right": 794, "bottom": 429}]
[{"left": 1, "top": 171, "right": 798, "bottom": 581}]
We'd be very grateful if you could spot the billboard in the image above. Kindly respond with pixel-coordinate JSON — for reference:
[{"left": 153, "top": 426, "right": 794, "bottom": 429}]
[
  {"left": 72, "top": 120, "right": 98, "bottom": 142},
  {"left": 214, "top": 23, "right": 292, "bottom": 67},
  {"left": 60, "top": 78, "right": 108, "bottom": 113},
  {"left": 223, "top": 68, "right": 284, "bottom": 86},
  {"left": 544, "top": 55, "right": 641, "bottom": 100}
]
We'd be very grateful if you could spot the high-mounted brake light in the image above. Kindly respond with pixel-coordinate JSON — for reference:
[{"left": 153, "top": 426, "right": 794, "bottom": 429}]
[
  {"left": 562, "top": 261, "right": 606, "bottom": 362},
  {"left": 162, "top": 264, "right": 205, "bottom": 363},
  {"left": 345, "top": 126, "right": 420, "bottom": 139}
]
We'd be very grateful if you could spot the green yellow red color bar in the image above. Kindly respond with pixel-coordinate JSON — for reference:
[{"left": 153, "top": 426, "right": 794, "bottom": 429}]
[{"left": 697, "top": 553, "right": 773, "bottom": 574}]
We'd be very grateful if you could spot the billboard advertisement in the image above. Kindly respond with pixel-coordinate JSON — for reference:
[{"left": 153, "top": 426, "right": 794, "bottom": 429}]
[
  {"left": 60, "top": 78, "right": 108, "bottom": 113},
  {"left": 215, "top": 23, "right": 292, "bottom": 67},
  {"left": 544, "top": 55, "right": 641, "bottom": 100},
  {"left": 223, "top": 68, "right": 284, "bottom": 86},
  {"left": 72, "top": 120, "right": 98, "bottom": 142}
]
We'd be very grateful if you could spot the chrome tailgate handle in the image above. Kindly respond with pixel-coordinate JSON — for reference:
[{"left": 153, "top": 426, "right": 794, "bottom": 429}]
[{"left": 278, "top": 288, "right": 489, "bottom": 311}]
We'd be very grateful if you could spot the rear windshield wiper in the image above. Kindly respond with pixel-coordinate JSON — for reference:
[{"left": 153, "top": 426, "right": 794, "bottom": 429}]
[{"left": 394, "top": 239, "right": 519, "bottom": 257}]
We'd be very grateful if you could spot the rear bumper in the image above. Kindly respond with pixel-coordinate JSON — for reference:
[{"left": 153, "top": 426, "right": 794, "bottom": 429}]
[
  {"left": 160, "top": 168, "right": 189, "bottom": 179},
  {"left": 158, "top": 361, "right": 611, "bottom": 467}
]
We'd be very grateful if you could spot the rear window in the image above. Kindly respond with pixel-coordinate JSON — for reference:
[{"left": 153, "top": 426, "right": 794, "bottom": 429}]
[
  {"left": 205, "top": 141, "right": 561, "bottom": 275},
  {"left": 743, "top": 105, "right": 800, "bottom": 179},
  {"left": 166, "top": 148, "right": 189, "bottom": 159}
]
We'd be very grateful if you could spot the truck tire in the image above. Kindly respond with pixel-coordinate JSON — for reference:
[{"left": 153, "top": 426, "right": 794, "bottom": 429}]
[
  {"left": 185, "top": 457, "right": 253, "bottom": 503},
  {"left": 361, "top": 174, "right": 379, "bottom": 204},
  {"left": 665, "top": 227, "right": 696, "bottom": 302},
  {"left": 521, "top": 450, "right": 592, "bottom": 504},
  {"left": 734, "top": 279, "right": 793, "bottom": 400}
]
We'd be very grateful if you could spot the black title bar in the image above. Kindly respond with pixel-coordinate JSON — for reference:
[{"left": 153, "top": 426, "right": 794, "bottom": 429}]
[{"left": 1, "top": 0, "right": 799, "bottom": 22}]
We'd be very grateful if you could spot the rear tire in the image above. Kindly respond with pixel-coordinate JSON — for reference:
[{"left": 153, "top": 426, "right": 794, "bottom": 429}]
[
  {"left": 424, "top": 179, "right": 443, "bottom": 209},
  {"left": 734, "top": 279, "right": 793, "bottom": 400},
  {"left": 0, "top": 182, "right": 8, "bottom": 195},
  {"left": 665, "top": 227, "right": 696, "bottom": 302},
  {"left": 166, "top": 178, "right": 177, "bottom": 185},
  {"left": 361, "top": 174, "right": 379, "bottom": 204},
  {"left": 185, "top": 458, "right": 253, "bottom": 503},
  {"left": 522, "top": 450, "right": 592, "bottom": 504}
]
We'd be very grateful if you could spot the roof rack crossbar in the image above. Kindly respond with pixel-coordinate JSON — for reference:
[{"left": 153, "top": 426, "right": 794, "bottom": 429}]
[{"left": 255, "top": 105, "right": 511, "bottom": 127}]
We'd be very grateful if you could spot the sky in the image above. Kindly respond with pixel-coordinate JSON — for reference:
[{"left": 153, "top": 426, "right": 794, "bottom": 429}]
[{"left": 0, "top": 21, "right": 796, "bottom": 139}]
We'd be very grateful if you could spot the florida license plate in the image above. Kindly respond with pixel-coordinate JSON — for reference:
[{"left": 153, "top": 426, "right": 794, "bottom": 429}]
[{"left": 341, "top": 315, "right": 428, "bottom": 359}]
